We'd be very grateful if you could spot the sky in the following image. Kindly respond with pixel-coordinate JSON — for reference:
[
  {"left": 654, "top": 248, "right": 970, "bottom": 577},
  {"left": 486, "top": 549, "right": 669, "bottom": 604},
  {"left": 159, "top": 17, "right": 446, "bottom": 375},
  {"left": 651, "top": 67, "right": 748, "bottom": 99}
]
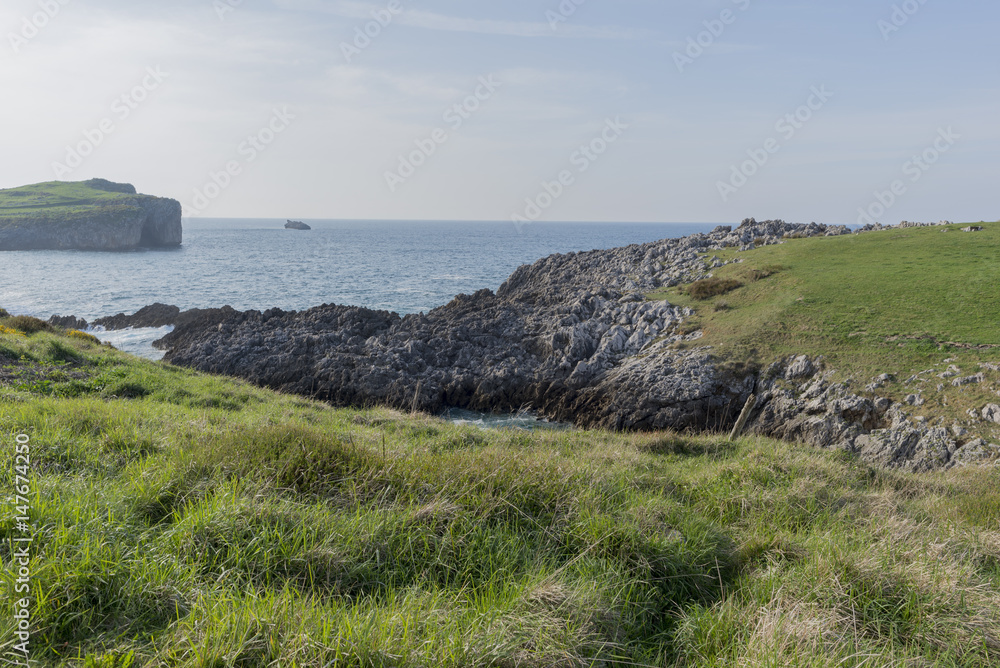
[{"left": 0, "top": 0, "right": 997, "bottom": 224}]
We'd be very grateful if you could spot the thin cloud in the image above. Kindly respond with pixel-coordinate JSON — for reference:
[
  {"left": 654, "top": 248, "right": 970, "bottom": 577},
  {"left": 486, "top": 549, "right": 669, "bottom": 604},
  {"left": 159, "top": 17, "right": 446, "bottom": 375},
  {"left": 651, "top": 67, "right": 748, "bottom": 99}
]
[{"left": 272, "top": 0, "right": 645, "bottom": 40}]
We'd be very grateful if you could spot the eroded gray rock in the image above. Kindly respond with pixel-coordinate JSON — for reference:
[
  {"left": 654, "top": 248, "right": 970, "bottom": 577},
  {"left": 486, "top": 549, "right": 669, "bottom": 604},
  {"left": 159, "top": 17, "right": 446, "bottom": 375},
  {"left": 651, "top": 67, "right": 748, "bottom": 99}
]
[{"left": 144, "top": 218, "right": 997, "bottom": 471}]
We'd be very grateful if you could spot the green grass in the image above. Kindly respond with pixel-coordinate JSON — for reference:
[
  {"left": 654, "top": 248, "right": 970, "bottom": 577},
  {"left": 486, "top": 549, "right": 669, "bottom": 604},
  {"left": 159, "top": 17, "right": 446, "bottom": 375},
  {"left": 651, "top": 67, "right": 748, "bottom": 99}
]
[
  {"left": 650, "top": 222, "right": 1000, "bottom": 422},
  {"left": 0, "top": 180, "right": 145, "bottom": 228},
  {"left": 1, "top": 325, "right": 999, "bottom": 665}
]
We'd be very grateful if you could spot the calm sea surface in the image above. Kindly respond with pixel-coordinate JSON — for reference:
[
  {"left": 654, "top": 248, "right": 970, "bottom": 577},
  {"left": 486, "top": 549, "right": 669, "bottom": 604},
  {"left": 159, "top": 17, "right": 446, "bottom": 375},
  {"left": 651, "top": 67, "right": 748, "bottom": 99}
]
[{"left": 1, "top": 219, "right": 718, "bottom": 324}]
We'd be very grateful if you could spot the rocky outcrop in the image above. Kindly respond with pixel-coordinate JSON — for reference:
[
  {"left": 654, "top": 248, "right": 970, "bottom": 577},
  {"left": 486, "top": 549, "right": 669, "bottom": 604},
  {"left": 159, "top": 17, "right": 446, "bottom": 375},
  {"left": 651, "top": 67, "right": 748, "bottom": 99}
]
[
  {"left": 747, "top": 356, "right": 1000, "bottom": 472},
  {"left": 285, "top": 220, "right": 311, "bottom": 231},
  {"left": 155, "top": 219, "right": 829, "bottom": 426},
  {"left": 102, "top": 217, "right": 998, "bottom": 472},
  {"left": 0, "top": 179, "right": 182, "bottom": 251},
  {"left": 47, "top": 314, "right": 90, "bottom": 330},
  {"left": 94, "top": 303, "right": 238, "bottom": 332}
]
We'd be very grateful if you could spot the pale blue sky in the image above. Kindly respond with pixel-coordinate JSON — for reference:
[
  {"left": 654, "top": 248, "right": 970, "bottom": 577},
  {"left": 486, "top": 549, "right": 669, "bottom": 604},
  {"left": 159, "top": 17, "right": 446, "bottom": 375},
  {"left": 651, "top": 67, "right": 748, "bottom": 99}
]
[{"left": 1, "top": 0, "right": 996, "bottom": 223}]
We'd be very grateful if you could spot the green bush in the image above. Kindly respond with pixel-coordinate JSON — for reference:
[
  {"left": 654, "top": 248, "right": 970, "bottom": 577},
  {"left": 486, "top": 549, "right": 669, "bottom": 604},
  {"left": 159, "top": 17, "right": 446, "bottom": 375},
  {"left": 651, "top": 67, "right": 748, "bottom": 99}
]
[
  {"left": 688, "top": 277, "right": 742, "bottom": 300},
  {"left": 0, "top": 307, "right": 9, "bottom": 318},
  {"left": 1, "top": 314, "right": 52, "bottom": 334}
]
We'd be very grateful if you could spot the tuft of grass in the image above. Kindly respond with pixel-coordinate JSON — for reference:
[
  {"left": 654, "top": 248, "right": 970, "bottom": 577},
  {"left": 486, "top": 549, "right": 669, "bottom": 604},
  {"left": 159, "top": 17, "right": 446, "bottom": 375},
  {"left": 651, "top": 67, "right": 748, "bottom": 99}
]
[
  {"left": 746, "top": 264, "right": 785, "bottom": 282},
  {"left": 689, "top": 277, "right": 743, "bottom": 300}
]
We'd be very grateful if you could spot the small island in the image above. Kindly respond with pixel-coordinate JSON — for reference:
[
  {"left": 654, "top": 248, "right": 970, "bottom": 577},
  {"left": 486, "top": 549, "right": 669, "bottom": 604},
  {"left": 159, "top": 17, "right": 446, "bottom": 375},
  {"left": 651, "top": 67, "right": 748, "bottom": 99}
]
[
  {"left": 285, "top": 220, "right": 311, "bottom": 230},
  {"left": 0, "top": 178, "right": 182, "bottom": 251}
]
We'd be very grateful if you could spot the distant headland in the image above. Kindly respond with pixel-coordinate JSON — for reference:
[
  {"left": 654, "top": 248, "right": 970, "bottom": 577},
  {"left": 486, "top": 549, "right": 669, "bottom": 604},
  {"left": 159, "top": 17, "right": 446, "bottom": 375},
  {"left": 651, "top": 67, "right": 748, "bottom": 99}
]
[{"left": 0, "top": 178, "right": 182, "bottom": 251}]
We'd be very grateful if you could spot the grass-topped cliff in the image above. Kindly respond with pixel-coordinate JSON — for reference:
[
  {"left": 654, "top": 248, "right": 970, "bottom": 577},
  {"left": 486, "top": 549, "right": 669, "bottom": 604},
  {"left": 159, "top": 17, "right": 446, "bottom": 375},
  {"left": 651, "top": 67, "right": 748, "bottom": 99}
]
[
  {"left": 0, "top": 179, "right": 181, "bottom": 251},
  {"left": 2, "top": 316, "right": 999, "bottom": 665},
  {"left": 650, "top": 221, "right": 1000, "bottom": 437}
]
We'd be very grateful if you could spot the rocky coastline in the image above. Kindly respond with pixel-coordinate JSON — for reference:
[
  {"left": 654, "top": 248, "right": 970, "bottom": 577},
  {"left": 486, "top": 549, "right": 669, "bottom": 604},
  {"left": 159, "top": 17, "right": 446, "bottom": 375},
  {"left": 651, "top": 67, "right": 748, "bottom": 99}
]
[{"left": 80, "top": 218, "right": 1000, "bottom": 472}]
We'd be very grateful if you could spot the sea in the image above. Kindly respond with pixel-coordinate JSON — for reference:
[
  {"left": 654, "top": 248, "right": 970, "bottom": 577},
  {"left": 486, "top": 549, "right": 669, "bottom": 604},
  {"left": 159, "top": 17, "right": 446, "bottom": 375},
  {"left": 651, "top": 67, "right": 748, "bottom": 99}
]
[{"left": 1, "top": 218, "right": 718, "bottom": 426}]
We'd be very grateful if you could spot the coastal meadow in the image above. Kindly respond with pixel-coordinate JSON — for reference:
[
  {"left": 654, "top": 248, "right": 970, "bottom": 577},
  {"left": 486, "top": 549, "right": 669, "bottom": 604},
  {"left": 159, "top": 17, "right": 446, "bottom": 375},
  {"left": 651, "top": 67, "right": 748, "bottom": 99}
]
[{"left": 1, "top": 324, "right": 998, "bottom": 666}]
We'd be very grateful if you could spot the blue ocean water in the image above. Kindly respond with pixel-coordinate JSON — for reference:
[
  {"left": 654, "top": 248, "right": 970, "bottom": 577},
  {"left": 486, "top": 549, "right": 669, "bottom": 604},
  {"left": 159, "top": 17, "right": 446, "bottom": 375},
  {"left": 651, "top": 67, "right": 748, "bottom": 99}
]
[{"left": 1, "top": 219, "right": 718, "bottom": 324}]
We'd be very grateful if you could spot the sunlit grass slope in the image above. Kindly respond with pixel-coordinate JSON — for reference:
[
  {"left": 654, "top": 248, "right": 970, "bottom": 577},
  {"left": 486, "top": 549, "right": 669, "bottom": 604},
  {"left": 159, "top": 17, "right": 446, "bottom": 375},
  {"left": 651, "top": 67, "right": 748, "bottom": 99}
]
[
  {"left": 1, "top": 321, "right": 998, "bottom": 666},
  {"left": 0, "top": 180, "right": 141, "bottom": 227},
  {"left": 651, "top": 221, "right": 1000, "bottom": 422}
]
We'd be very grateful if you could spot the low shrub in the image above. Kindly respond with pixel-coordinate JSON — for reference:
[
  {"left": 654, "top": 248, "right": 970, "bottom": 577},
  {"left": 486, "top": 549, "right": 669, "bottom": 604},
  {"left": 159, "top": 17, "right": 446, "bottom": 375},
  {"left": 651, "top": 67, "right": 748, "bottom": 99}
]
[
  {"left": 1, "top": 315, "right": 52, "bottom": 334},
  {"left": 688, "top": 277, "right": 742, "bottom": 300},
  {"left": 713, "top": 301, "right": 730, "bottom": 312},
  {"left": 0, "top": 307, "right": 9, "bottom": 318},
  {"left": 745, "top": 264, "right": 786, "bottom": 282},
  {"left": 0, "top": 324, "right": 25, "bottom": 337},
  {"left": 68, "top": 330, "right": 102, "bottom": 345}
]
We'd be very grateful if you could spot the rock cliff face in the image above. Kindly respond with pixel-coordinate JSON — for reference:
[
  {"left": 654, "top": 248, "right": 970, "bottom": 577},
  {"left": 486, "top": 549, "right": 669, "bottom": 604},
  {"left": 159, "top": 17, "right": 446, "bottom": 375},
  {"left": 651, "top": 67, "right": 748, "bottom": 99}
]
[
  {"left": 108, "top": 218, "right": 999, "bottom": 472},
  {"left": 155, "top": 221, "right": 810, "bottom": 427},
  {"left": 0, "top": 179, "right": 182, "bottom": 251}
]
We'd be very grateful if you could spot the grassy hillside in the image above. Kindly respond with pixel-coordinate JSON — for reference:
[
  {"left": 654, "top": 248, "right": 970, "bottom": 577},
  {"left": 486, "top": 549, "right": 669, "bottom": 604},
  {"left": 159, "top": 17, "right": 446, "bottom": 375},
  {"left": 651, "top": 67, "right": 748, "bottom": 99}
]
[
  {"left": 1, "top": 320, "right": 999, "bottom": 666},
  {"left": 0, "top": 180, "right": 140, "bottom": 227},
  {"left": 651, "top": 222, "right": 1000, "bottom": 427}
]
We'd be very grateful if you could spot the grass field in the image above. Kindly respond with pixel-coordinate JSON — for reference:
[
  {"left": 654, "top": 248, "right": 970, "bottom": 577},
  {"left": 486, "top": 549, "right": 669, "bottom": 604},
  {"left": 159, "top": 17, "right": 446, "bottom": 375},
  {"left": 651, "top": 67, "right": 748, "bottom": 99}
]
[
  {"left": 1, "top": 321, "right": 999, "bottom": 666},
  {"left": 0, "top": 180, "right": 140, "bottom": 227},
  {"left": 650, "top": 222, "right": 1000, "bottom": 427}
]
